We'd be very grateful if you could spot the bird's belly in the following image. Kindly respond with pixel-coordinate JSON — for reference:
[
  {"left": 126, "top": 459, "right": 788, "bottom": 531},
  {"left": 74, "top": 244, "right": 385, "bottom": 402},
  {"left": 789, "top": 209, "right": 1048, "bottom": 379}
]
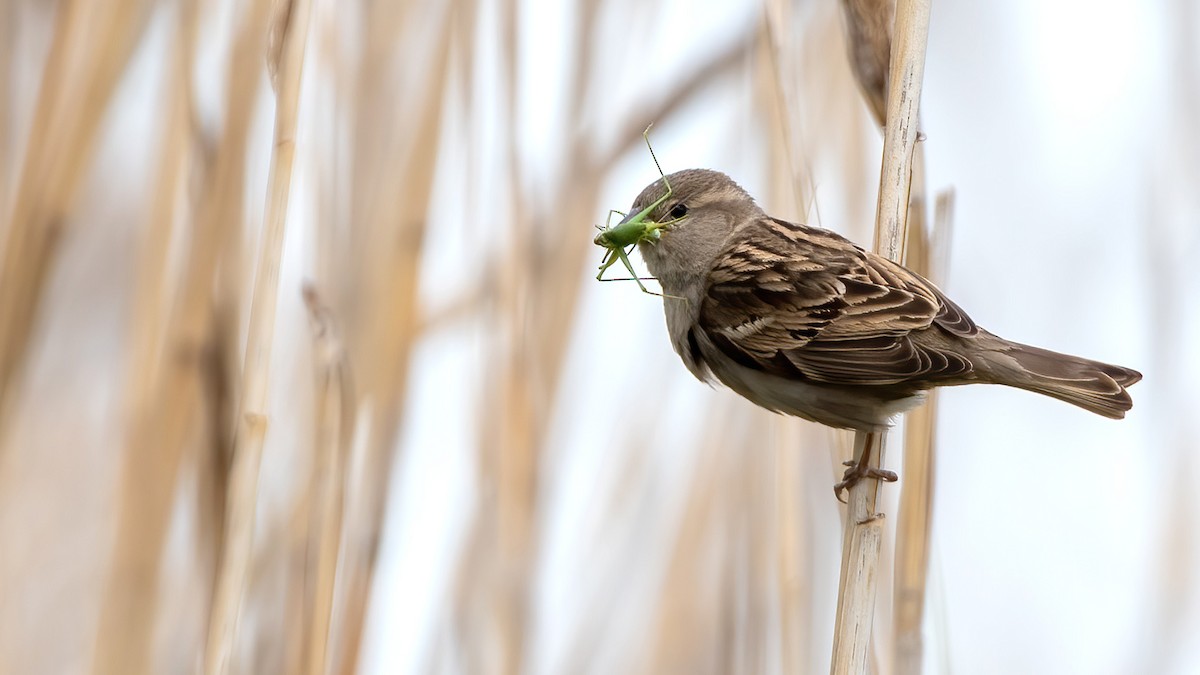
[{"left": 706, "top": 356, "right": 926, "bottom": 432}]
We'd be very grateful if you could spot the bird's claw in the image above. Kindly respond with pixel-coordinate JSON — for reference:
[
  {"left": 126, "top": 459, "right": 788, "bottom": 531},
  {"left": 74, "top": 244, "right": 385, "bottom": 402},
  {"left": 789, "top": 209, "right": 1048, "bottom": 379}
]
[{"left": 833, "top": 460, "right": 898, "bottom": 503}]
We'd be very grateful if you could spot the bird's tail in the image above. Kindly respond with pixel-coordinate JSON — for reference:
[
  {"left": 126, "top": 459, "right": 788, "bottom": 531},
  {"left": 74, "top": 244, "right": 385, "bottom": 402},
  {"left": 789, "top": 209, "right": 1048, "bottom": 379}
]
[{"left": 982, "top": 340, "right": 1142, "bottom": 419}]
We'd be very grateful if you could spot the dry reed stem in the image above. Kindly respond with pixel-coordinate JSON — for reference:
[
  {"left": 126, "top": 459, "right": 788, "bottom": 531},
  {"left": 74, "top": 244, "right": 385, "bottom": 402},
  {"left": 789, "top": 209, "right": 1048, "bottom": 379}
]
[
  {"left": 757, "top": 18, "right": 813, "bottom": 673},
  {"left": 445, "top": 0, "right": 517, "bottom": 665},
  {"left": 92, "top": 2, "right": 273, "bottom": 671},
  {"left": 450, "top": 7, "right": 495, "bottom": 661},
  {"left": 831, "top": 431, "right": 887, "bottom": 675},
  {"left": 1137, "top": 8, "right": 1200, "bottom": 669},
  {"left": 630, "top": 406, "right": 776, "bottom": 674},
  {"left": 300, "top": 285, "right": 354, "bottom": 675},
  {"left": 125, "top": 0, "right": 196, "bottom": 439},
  {"left": 0, "top": 0, "right": 14, "bottom": 223},
  {"left": 761, "top": 0, "right": 815, "bottom": 219},
  {"left": 191, "top": 0, "right": 277, "bottom": 600},
  {"left": 831, "top": 0, "right": 930, "bottom": 672},
  {"left": 645, "top": 406, "right": 735, "bottom": 673},
  {"left": 838, "top": 0, "right": 894, "bottom": 126},
  {"left": 332, "top": 6, "right": 455, "bottom": 670},
  {"left": 494, "top": 0, "right": 537, "bottom": 670},
  {"left": 775, "top": 424, "right": 807, "bottom": 675},
  {"left": 205, "top": 0, "right": 314, "bottom": 671},
  {"left": 92, "top": 5, "right": 196, "bottom": 671},
  {"left": 287, "top": 14, "right": 355, "bottom": 673},
  {"left": 553, "top": 408, "right": 661, "bottom": 673},
  {"left": 283, "top": 493, "right": 314, "bottom": 675},
  {"left": 739, "top": 418, "right": 781, "bottom": 674},
  {"left": 0, "top": 0, "right": 151, "bottom": 420},
  {"left": 893, "top": 185, "right": 953, "bottom": 675}
]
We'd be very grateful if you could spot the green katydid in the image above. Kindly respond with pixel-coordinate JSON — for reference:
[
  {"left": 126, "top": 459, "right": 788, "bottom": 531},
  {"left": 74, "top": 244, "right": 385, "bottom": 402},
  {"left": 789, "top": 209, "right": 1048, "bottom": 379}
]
[{"left": 593, "top": 125, "right": 687, "bottom": 298}]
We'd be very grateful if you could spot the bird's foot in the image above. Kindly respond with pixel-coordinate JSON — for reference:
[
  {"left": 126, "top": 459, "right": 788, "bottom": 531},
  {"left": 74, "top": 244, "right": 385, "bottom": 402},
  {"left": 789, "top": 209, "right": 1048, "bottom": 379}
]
[{"left": 833, "top": 459, "right": 897, "bottom": 503}]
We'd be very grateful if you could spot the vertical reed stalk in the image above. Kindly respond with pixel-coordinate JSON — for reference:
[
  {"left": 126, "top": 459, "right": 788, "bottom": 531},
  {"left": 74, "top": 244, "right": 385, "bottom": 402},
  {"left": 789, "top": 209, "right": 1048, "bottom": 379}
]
[
  {"left": 91, "top": 2, "right": 272, "bottom": 671},
  {"left": 90, "top": 8, "right": 196, "bottom": 673},
  {"left": 204, "top": 0, "right": 314, "bottom": 671},
  {"left": 333, "top": 6, "right": 453, "bottom": 667},
  {"left": 893, "top": 187, "right": 954, "bottom": 675},
  {"left": 0, "top": 0, "right": 151, "bottom": 418},
  {"left": 839, "top": 0, "right": 894, "bottom": 127},
  {"left": 300, "top": 285, "right": 354, "bottom": 675},
  {"left": 831, "top": 0, "right": 930, "bottom": 672},
  {"left": 0, "top": 0, "right": 14, "bottom": 221}
]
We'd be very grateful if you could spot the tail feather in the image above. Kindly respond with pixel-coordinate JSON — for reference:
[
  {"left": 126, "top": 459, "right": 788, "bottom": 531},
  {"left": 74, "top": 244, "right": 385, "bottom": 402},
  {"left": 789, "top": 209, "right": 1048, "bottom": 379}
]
[{"left": 984, "top": 342, "right": 1141, "bottom": 419}]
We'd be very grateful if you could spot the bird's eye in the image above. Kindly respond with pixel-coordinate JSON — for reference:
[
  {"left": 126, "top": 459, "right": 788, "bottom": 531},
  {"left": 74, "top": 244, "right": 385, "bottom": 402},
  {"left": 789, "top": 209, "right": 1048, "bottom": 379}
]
[{"left": 669, "top": 203, "right": 689, "bottom": 219}]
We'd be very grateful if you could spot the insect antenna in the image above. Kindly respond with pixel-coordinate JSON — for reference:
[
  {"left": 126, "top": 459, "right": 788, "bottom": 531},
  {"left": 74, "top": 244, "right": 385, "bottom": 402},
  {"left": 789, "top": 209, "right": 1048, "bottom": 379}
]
[{"left": 642, "top": 123, "right": 673, "bottom": 197}]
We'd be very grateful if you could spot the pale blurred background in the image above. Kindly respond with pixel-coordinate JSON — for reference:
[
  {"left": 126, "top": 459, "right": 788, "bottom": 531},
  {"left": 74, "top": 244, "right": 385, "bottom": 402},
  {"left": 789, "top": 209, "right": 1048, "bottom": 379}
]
[{"left": 0, "top": 0, "right": 1196, "bottom": 673}]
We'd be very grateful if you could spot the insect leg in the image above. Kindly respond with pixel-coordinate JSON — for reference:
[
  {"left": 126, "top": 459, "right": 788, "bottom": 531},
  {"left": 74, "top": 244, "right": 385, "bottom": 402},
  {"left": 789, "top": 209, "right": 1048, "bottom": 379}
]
[{"left": 613, "top": 246, "right": 652, "bottom": 295}]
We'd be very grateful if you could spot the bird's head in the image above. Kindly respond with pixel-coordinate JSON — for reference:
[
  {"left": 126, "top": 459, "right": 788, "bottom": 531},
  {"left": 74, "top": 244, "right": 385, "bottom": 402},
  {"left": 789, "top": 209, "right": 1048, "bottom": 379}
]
[{"left": 624, "top": 169, "right": 763, "bottom": 285}]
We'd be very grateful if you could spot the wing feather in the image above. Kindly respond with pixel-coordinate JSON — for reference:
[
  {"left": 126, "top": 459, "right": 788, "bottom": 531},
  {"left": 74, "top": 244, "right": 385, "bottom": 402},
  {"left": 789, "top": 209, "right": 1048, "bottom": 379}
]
[{"left": 699, "top": 218, "right": 976, "bottom": 386}]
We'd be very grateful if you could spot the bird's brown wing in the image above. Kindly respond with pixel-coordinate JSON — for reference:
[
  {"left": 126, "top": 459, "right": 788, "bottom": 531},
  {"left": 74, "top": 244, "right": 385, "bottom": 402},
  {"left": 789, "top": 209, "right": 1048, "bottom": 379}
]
[{"left": 699, "top": 217, "right": 976, "bottom": 386}]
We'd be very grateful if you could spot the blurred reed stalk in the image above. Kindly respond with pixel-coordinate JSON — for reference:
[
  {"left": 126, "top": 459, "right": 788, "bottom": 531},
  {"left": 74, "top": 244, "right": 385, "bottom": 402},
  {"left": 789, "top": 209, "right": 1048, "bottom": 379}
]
[
  {"left": 93, "top": 1, "right": 272, "bottom": 672},
  {"left": 839, "top": 0, "right": 894, "bottom": 128},
  {"left": 759, "top": 7, "right": 814, "bottom": 672},
  {"left": 92, "top": 4, "right": 198, "bottom": 671},
  {"left": 298, "top": 285, "right": 354, "bottom": 675},
  {"left": 0, "top": 0, "right": 13, "bottom": 221},
  {"left": 1137, "top": 4, "right": 1200, "bottom": 670},
  {"left": 831, "top": 0, "right": 930, "bottom": 672},
  {"left": 0, "top": 0, "right": 152, "bottom": 422},
  {"left": 205, "top": 0, "right": 314, "bottom": 671},
  {"left": 647, "top": 405, "right": 779, "bottom": 673},
  {"left": 331, "top": 2, "right": 453, "bottom": 670},
  {"left": 892, "top": 186, "right": 954, "bottom": 675},
  {"left": 492, "top": 0, "right": 537, "bottom": 670}
]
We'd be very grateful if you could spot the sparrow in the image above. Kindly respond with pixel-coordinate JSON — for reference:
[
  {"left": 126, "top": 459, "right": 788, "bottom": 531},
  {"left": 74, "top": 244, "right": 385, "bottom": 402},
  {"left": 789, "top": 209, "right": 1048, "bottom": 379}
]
[{"left": 606, "top": 169, "right": 1141, "bottom": 489}]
